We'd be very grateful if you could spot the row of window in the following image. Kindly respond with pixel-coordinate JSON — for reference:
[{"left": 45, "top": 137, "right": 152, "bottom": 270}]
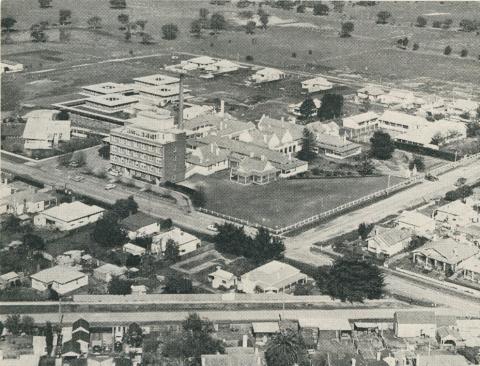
[
  {"left": 379, "top": 121, "right": 409, "bottom": 130},
  {"left": 111, "top": 155, "right": 162, "bottom": 174},
  {"left": 111, "top": 145, "right": 163, "bottom": 163},
  {"left": 111, "top": 135, "right": 162, "bottom": 152}
]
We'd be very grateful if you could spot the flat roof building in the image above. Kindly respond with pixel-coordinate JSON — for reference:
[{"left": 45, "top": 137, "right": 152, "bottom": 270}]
[
  {"left": 34, "top": 201, "right": 104, "bottom": 231},
  {"left": 81, "top": 82, "right": 134, "bottom": 96},
  {"left": 31, "top": 265, "right": 88, "bottom": 295}
]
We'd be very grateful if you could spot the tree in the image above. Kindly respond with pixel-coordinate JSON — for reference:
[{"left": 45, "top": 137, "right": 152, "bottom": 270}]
[
  {"left": 3, "top": 214, "right": 20, "bottom": 232},
  {"left": 0, "top": 321, "right": 3, "bottom": 338},
  {"left": 1, "top": 17, "right": 17, "bottom": 35},
  {"left": 416, "top": 16, "right": 427, "bottom": 27},
  {"left": 412, "top": 43, "right": 419, "bottom": 51},
  {"left": 293, "top": 283, "right": 312, "bottom": 296},
  {"left": 297, "top": 128, "right": 317, "bottom": 162},
  {"left": 432, "top": 20, "right": 442, "bottom": 28},
  {"left": 110, "top": 0, "right": 127, "bottom": 9},
  {"left": 199, "top": 8, "right": 209, "bottom": 21},
  {"left": 357, "top": 157, "right": 374, "bottom": 176},
  {"left": 164, "top": 239, "right": 180, "bottom": 262},
  {"left": 38, "top": 0, "right": 52, "bottom": 8},
  {"left": 45, "top": 322, "right": 54, "bottom": 355},
  {"left": 71, "top": 151, "right": 86, "bottom": 167},
  {"left": 376, "top": 11, "right": 391, "bottom": 24},
  {"left": 213, "top": 223, "right": 249, "bottom": 256},
  {"left": 210, "top": 13, "right": 227, "bottom": 32},
  {"left": 56, "top": 110, "right": 69, "bottom": 120},
  {"left": 358, "top": 222, "right": 374, "bottom": 240},
  {"left": 409, "top": 155, "right": 425, "bottom": 171},
  {"left": 430, "top": 132, "right": 444, "bottom": 146},
  {"left": 141, "top": 33, "right": 154, "bottom": 44},
  {"left": 444, "top": 45, "right": 452, "bottom": 55},
  {"left": 316, "top": 258, "right": 385, "bottom": 302},
  {"left": 318, "top": 94, "right": 344, "bottom": 120},
  {"left": 245, "top": 20, "right": 256, "bottom": 34},
  {"left": 239, "top": 10, "right": 254, "bottom": 19},
  {"left": 332, "top": 1, "right": 346, "bottom": 13},
  {"left": 265, "top": 329, "right": 307, "bottom": 366},
  {"left": 108, "top": 276, "right": 131, "bottom": 295},
  {"left": 370, "top": 131, "right": 395, "bottom": 160},
  {"left": 59, "top": 9, "right": 72, "bottom": 25},
  {"left": 118, "top": 13, "right": 130, "bottom": 27},
  {"left": 5, "top": 314, "right": 21, "bottom": 335},
  {"left": 21, "top": 316, "right": 35, "bottom": 335},
  {"left": 127, "top": 323, "right": 143, "bottom": 347},
  {"left": 30, "top": 23, "right": 48, "bottom": 42},
  {"left": 161, "top": 218, "right": 173, "bottom": 230},
  {"left": 460, "top": 48, "right": 468, "bottom": 57},
  {"left": 250, "top": 228, "right": 285, "bottom": 264},
  {"left": 259, "top": 13, "right": 269, "bottom": 29},
  {"left": 459, "top": 19, "right": 477, "bottom": 32},
  {"left": 23, "top": 233, "right": 45, "bottom": 251},
  {"left": 135, "top": 19, "right": 147, "bottom": 31},
  {"left": 87, "top": 16, "right": 102, "bottom": 30},
  {"left": 297, "top": 4, "right": 306, "bottom": 13},
  {"left": 98, "top": 144, "right": 110, "bottom": 159},
  {"left": 112, "top": 196, "right": 138, "bottom": 219},
  {"left": 340, "top": 22, "right": 354, "bottom": 37},
  {"left": 299, "top": 97, "right": 316, "bottom": 119},
  {"left": 164, "top": 275, "right": 193, "bottom": 294},
  {"left": 443, "top": 18, "right": 453, "bottom": 29},
  {"left": 313, "top": 3, "right": 330, "bottom": 16},
  {"left": 191, "top": 20, "right": 203, "bottom": 37},
  {"left": 191, "top": 187, "right": 206, "bottom": 207},
  {"left": 162, "top": 24, "right": 178, "bottom": 40},
  {"left": 93, "top": 211, "right": 126, "bottom": 246}
]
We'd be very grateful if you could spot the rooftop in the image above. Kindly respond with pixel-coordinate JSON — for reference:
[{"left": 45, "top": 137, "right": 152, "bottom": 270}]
[
  {"left": 370, "top": 226, "right": 412, "bottom": 248},
  {"left": 31, "top": 265, "right": 86, "bottom": 285},
  {"left": 241, "top": 260, "right": 305, "bottom": 290},
  {"left": 298, "top": 317, "right": 351, "bottom": 331},
  {"left": 378, "top": 110, "right": 428, "bottom": 129},
  {"left": 121, "top": 212, "right": 159, "bottom": 232},
  {"left": 396, "top": 210, "right": 434, "bottom": 228},
  {"left": 187, "top": 143, "right": 228, "bottom": 167},
  {"left": 343, "top": 112, "right": 379, "bottom": 127},
  {"left": 458, "top": 255, "right": 480, "bottom": 273},
  {"left": 188, "top": 56, "right": 217, "bottom": 65},
  {"left": 436, "top": 200, "right": 476, "bottom": 217},
  {"left": 413, "top": 238, "right": 479, "bottom": 265},
  {"left": 81, "top": 82, "right": 134, "bottom": 95},
  {"left": 201, "top": 352, "right": 264, "bottom": 366},
  {"left": 316, "top": 134, "right": 362, "bottom": 153},
  {"left": 252, "top": 322, "right": 279, "bottom": 334},
  {"left": 94, "top": 263, "right": 127, "bottom": 275},
  {"left": 209, "top": 268, "right": 236, "bottom": 281},
  {"left": 87, "top": 93, "right": 138, "bottom": 107},
  {"left": 394, "top": 311, "right": 436, "bottom": 324},
  {"left": 133, "top": 74, "right": 180, "bottom": 86},
  {"left": 153, "top": 227, "right": 199, "bottom": 246},
  {"left": 40, "top": 201, "right": 104, "bottom": 223},
  {"left": 416, "top": 354, "right": 468, "bottom": 366}
]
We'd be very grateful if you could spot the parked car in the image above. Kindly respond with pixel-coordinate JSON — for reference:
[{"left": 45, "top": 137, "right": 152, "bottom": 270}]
[
  {"left": 425, "top": 174, "right": 439, "bottom": 181},
  {"left": 69, "top": 161, "right": 79, "bottom": 168},
  {"left": 104, "top": 183, "right": 116, "bottom": 190},
  {"left": 108, "top": 169, "right": 120, "bottom": 177},
  {"left": 207, "top": 224, "right": 218, "bottom": 232}
]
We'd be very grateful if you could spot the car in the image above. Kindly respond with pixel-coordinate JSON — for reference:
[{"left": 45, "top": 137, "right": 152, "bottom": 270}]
[
  {"left": 104, "top": 184, "right": 116, "bottom": 190},
  {"left": 207, "top": 224, "right": 218, "bottom": 232},
  {"left": 69, "top": 161, "right": 79, "bottom": 168},
  {"left": 425, "top": 174, "right": 439, "bottom": 182},
  {"left": 108, "top": 169, "right": 120, "bottom": 177},
  {"left": 71, "top": 175, "right": 84, "bottom": 182}
]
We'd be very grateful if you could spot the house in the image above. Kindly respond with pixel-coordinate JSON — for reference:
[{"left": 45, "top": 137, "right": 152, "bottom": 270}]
[
  {"left": 93, "top": 263, "right": 127, "bottom": 283},
  {"left": 436, "top": 326, "right": 464, "bottom": 348},
  {"left": 315, "top": 134, "right": 362, "bottom": 159},
  {"left": 288, "top": 98, "right": 321, "bottom": 117},
  {"left": 230, "top": 156, "right": 278, "bottom": 185},
  {"left": 395, "top": 210, "right": 436, "bottom": 237},
  {"left": 0, "top": 60, "right": 24, "bottom": 74},
  {"left": 395, "top": 120, "right": 467, "bottom": 149},
  {"left": 22, "top": 109, "right": 71, "bottom": 150},
  {"left": 298, "top": 317, "right": 352, "bottom": 340},
  {"left": 458, "top": 255, "right": 480, "bottom": 283},
  {"left": 72, "top": 330, "right": 90, "bottom": 354},
  {"left": 131, "top": 285, "right": 147, "bottom": 295},
  {"left": 257, "top": 115, "right": 304, "bottom": 155},
  {"left": 121, "top": 212, "right": 161, "bottom": 240},
  {"left": 133, "top": 74, "right": 179, "bottom": 87},
  {"left": 208, "top": 268, "right": 237, "bottom": 289},
  {"left": 367, "top": 226, "right": 413, "bottom": 257},
  {"left": 412, "top": 238, "right": 479, "bottom": 273},
  {"left": 0, "top": 271, "right": 20, "bottom": 289},
  {"left": 306, "top": 121, "right": 340, "bottom": 138},
  {"left": 72, "top": 318, "right": 90, "bottom": 335},
  {"left": 393, "top": 311, "right": 436, "bottom": 338},
  {"left": 151, "top": 227, "right": 201, "bottom": 256},
  {"left": 123, "top": 243, "right": 146, "bottom": 256},
  {"left": 34, "top": 201, "right": 105, "bottom": 231},
  {"left": 201, "top": 350, "right": 265, "bottom": 366},
  {"left": 449, "top": 99, "right": 479, "bottom": 118},
  {"left": 31, "top": 265, "right": 88, "bottom": 295},
  {"left": 249, "top": 68, "right": 286, "bottom": 84},
  {"left": 205, "top": 59, "right": 240, "bottom": 74},
  {"left": 186, "top": 143, "right": 229, "bottom": 177},
  {"left": 81, "top": 82, "right": 134, "bottom": 96},
  {"left": 238, "top": 260, "right": 307, "bottom": 294},
  {"left": 301, "top": 76, "right": 333, "bottom": 93},
  {"left": 252, "top": 322, "right": 279, "bottom": 344},
  {"left": 181, "top": 56, "right": 217, "bottom": 70},
  {"left": 379, "top": 89, "right": 416, "bottom": 107},
  {"left": 62, "top": 340, "right": 81, "bottom": 359},
  {"left": 342, "top": 112, "right": 379, "bottom": 141},
  {"left": 1, "top": 190, "right": 57, "bottom": 216},
  {"left": 377, "top": 111, "right": 428, "bottom": 135},
  {"left": 416, "top": 354, "right": 468, "bottom": 366},
  {"left": 434, "top": 200, "right": 478, "bottom": 228},
  {"left": 456, "top": 224, "right": 480, "bottom": 246},
  {"left": 183, "top": 104, "right": 215, "bottom": 120},
  {"left": 356, "top": 86, "right": 384, "bottom": 103}
]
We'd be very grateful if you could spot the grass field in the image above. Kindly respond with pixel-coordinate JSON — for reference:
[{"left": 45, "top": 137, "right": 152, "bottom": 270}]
[{"left": 188, "top": 172, "right": 403, "bottom": 228}]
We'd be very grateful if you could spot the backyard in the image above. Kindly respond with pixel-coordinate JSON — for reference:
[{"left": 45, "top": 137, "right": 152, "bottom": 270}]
[{"left": 187, "top": 172, "right": 404, "bottom": 228}]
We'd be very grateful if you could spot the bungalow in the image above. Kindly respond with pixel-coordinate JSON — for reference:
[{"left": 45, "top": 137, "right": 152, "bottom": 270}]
[
  {"left": 367, "top": 226, "right": 412, "bottom": 257},
  {"left": 208, "top": 268, "right": 237, "bottom": 289},
  {"left": 0, "top": 271, "right": 21, "bottom": 289},
  {"left": 395, "top": 210, "right": 436, "bottom": 237},
  {"left": 151, "top": 227, "right": 201, "bottom": 256},
  {"left": 186, "top": 143, "right": 229, "bottom": 177},
  {"left": 416, "top": 354, "right": 468, "bottom": 366},
  {"left": 342, "top": 112, "right": 379, "bottom": 141},
  {"left": 251, "top": 322, "right": 279, "bottom": 344},
  {"left": 123, "top": 243, "right": 147, "bottom": 256},
  {"left": 434, "top": 200, "right": 478, "bottom": 228},
  {"left": 412, "top": 238, "right": 479, "bottom": 273},
  {"left": 395, "top": 120, "right": 467, "bottom": 149},
  {"left": 458, "top": 255, "right": 480, "bottom": 283},
  {"left": 315, "top": 134, "right": 362, "bottom": 159},
  {"left": 456, "top": 224, "right": 480, "bottom": 246},
  {"left": 184, "top": 111, "right": 255, "bottom": 139},
  {"left": 34, "top": 201, "right": 105, "bottom": 231},
  {"left": 181, "top": 56, "right": 217, "bottom": 70},
  {"left": 377, "top": 111, "right": 428, "bottom": 135},
  {"left": 121, "top": 212, "right": 161, "bottom": 240},
  {"left": 301, "top": 76, "right": 333, "bottom": 93},
  {"left": 2, "top": 190, "right": 57, "bottom": 216},
  {"left": 31, "top": 265, "right": 88, "bottom": 295},
  {"left": 22, "top": 109, "right": 71, "bottom": 150},
  {"left": 230, "top": 156, "right": 278, "bottom": 185},
  {"left": 93, "top": 263, "right": 127, "bottom": 283},
  {"left": 1, "top": 60, "right": 24, "bottom": 74},
  {"left": 257, "top": 115, "right": 303, "bottom": 155},
  {"left": 62, "top": 340, "right": 81, "bottom": 360},
  {"left": 378, "top": 89, "right": 416, "bottom": 107},
  {"left": 436, "top": 326, "right": 465, "bottom": 348},
  {"left": 249, "top": 67, "right": 286, "bottom": 84},
  {"left": 355, "top": 85, "right": 384, "bottom": 103},
  {"left": 238, "top": 260, "right": 307, "bottom": 294},
  {"left": 81, "top": 82, "right": 134, "bottom": 96},
  {"left": 298, "top": 318, "right": 351, "bottom": 340},
  {"left": 204, "top": 59, "right": 240, "bottom": 74},
  {"left": 393, "top": 311, "right": 436, "bottom": 338}
]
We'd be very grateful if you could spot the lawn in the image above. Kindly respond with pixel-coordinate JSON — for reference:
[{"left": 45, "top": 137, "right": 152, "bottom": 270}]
[{"left": 188, "top": 172, "right": 403, "bottom": 228}]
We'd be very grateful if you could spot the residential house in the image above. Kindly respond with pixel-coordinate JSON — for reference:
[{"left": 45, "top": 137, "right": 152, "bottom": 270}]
[
  {"left": 416, "top": 354, "right": 468, "bottom": 366},
  {"left": 62, "top": 340, "right": 81, "bottom": 360},
  {"left": 72, "top": 318, "right": 90, "bottom": 335},
  {"left": 81, "top": 82, "right": 134, "bottom": 96},
  {"left": 249, "top": 67, "right": 286, "bottom": 84},
  {"left": 31, "top": 265, "right": 88, "bottom": 295},
  {"left": 204, "top": 59, "right": 240, "bottom": 74},
  {"left": 449, "top": 99, "right": 479, "bottom": 119},
  {"left": 257, "top": 115, "right": 303, "bottom": 155},
  {"left": 131, "top": 285, "right": 147, "bottom": 295},
  {"left": 0, "top": 271, "right": 21, "bottom": 289},
  {"left": 395, "top": 210, "right": 436, "bottom": 237},
  {"left": 186, "top": 143, "right": 229, "bottom": 177},
  {"left": 180, "top": 56, "right": 217, "bottom": 71},
  {"left": 184, "top": 110, "right": 255, "bottom": 139},
  {"left": 393, "top": 311, "right": 436, "bottom": 338},
  {"left": 458, "top": 255, "right": 480, "bottom": 283},
  {"left": 34, "top": 201, "right": 105, "bottom": 231},
  {"left": 208, "top": 268, "right": 237, "bottom": 289},
  {"left": 251, "top": 322, "right": 279, "bottom": 344},
  {"left": 434, "top": 200, "right": 478, "bottom": 228},
  {"left": 378, "top": 89, "right": 416, "bottom": 107},
  {"left": 201, "top": 349, "right": 265, "bottom": 366},
  {"left": 395, "top": 120, "right": 467, "bottom": 149},
  {"left": 315, "top": 134, "right": 362, "bottom": 159},
  {"left": 1, "top": 189, "right": 57, "bottom": 216},
  {"left": 238, "top": 260, "right": 307, "bottom": 294},
  {"left": 93, "top": 263, "right": 127, "bottom": 283},
  {"left": 377, "top": 111, "right": 428, "bottom": 135},
  {"left": 436, "top": 326, "right": 465, "bottom": 348},
  {"left": 367, "top": 226, "right": 413, "bottom": 257},
  {"left": 412, "top": 238, "right": 479, "bottom": 273},
  {"left": 306, "top": 121, "right": 340, "bottom": 138},
  {"left": 0, "top": 60, "right": 24, "bottom": 73},
  {"left": 456, "top": 224, "right": 480, "bottom": 246},
  {"left": 123, "top": 243, "right": 147, "bottom": 256},
  {"left": 301, "top": 76, "right": 333, "bottom": 93},
  {"left": 22, "top": 109, "right": 71, "bottom": 150},
  {"left": 121, "top": 212, "right": 161, "bottom": 240},
  {"left": 298, "top": 318, "right": 352, "bottom": 340},
  {"left": 151, "top": 227, "right": 201, "bottom": 256},
  {"left": 355, "top": 86, "right": 384, "bottom": 103},
  {"left": 342, "top": 112, "right": 379, "bottom": 141},
  {"left": 72, "top": 331, "right": 90, "bottom": 354},
  {"left": 230, "top": 156, "right": 278, "bottom": 185}
]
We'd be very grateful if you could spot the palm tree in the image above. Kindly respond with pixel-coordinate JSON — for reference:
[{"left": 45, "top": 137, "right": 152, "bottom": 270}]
[{"left": 265, "top": 329, "right": 306, "bottom": 366}]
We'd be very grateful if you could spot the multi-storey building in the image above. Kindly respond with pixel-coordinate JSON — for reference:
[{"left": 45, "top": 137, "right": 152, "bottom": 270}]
[{"left": 109, "top": 119, "right": 186, "bottom": 184}]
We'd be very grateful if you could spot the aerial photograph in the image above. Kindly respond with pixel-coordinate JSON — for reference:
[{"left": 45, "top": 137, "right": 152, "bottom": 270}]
[{"left": 0, "top": 0, "right": 480, "bottom": 365}]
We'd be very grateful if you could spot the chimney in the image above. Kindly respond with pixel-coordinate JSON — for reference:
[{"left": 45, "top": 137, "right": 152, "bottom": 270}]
[
  {"left": 242, "top": 334, "right": 248, "bottom": 348},
  {"left": 351, "top": 358, "right": 356, "bottom": 366},
  {"left": 281, "top": 116, "right": 284, "bottom": 123},
  {"left": 211, "top": 144, "right": 214, "bottom": 153},
  {"left": 219, "top": 100, "right": 225, "bottom": 117},
  {"left": 177, "top": 73, "right": 184, "bottom": 129},
  {"left": 377, "top": 352, "right": 381, "bottom": 361}
]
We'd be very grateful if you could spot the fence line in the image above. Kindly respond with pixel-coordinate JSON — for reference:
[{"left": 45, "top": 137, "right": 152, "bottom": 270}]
[{"left": 197, "top": 152, "right": 480, "bottom": 235}]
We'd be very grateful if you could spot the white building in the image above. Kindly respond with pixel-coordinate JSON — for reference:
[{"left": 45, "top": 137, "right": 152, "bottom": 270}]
[
  {"left": 367, "top": 226, "right": 412, "bottom": 257},
  {"left": 81, "top": 82, "right": 134, "bottom": 96},
  {"left": 395, "top": 210, "right": 436, "bottom": 237},
  {"left": 355, "top": 85, "right": 384, "bottom": 103},
  {"left": 342, "top": 112, "right": 379, "bottom": 141},
  {"left": 208, "top": 268, "right": 237, "bottom": 289},
  {"left": 0, "top": 60, "right": 24, "bottom": 74},
  {"left": 449, "top": 99, "right": 479, "bottom": 118},
  {"left": 93, "top": 263, "right": 127, "bottom": 283},
  {"left": 238, "top": 260, "right": 307, "bottom": 294},
  {"left": 393, "top": 311, "right": 436, "bottom": 338},
  {"left": 180, "top": 56, "right": 217, "bottom": 71},
  {"left": 34, "top": 201, "right": 105, "bottom": 231},
  {"left": 377, "top": 111, "right": 428, "bottom": 135},
  {"left": 249, "top": 67, "right": 286, "bottom": 84},
  {"left": 123, "top": 243, "right": 147, "bottom": 256},
  {"left": 84, "top": 94, "right": 138, "bottom": 114},
  {"left": 22, "top": 110, "right": 71, "bottom": 150},
  {"left": 434, "top": 200, "right": 479, "bottom": 228},
  {"left": 1, "top": 190, "right": 57, "bottom": 216},
  {"left": 301, "top": 76, "right": 333, "bottom": 93},
  {"left": 205, "top": 59, "right": 240, "bottom": 74},
  {"left": 31, "top": 265, "right": 88, "bottom": 295},
  {"left": 152, "top": 227, "right": 201, "bottom": 256},
  {"left": 121, "top": 212, "right": 162, "bottom": 240},
  {"left": 137, "top": 84, "right": 191, "bottom": 107},
  {"left": 186, "top": 143, "right": 229, "bottom": 177},
  {"left": 133, "top": 74, "right": 180, "bottom": 87},
  {"left": 395, "top": 120, "right": 467, "bottom": 149}
]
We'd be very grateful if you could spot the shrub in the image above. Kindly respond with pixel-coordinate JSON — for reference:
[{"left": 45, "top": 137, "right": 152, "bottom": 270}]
[
  {"left": 444, "top": 45, "right": 452, "bottom": 55},
  {"left": 292, "top": 52, "right": 296, "bottom": 58},
  {"left": 460, "top": 48, "right": 468, "bottom": 57},
  {"left": 245, "top": 55, "right": 253, "bottom": 61},
  {"left": 412, "top": 43, "right": 419, "bottom": 50}
]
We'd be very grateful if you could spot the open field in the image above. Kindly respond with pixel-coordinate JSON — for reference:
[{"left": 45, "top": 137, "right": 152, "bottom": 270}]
[{"left": 187, "top": 172, "right": 403, "bottom": 228}]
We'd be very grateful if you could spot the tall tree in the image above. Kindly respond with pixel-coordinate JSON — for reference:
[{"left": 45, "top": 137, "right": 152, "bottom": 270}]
[
  {"left": 164, "top": 239, "right": 180, "bottom": 262},
  {"left": 265, "top": 329, "right": 307, "bottom": 366},
  {"left": 245, "top": 20, "right": 256, "bottom": 34},
  {"left": 332, "top": 1, "right": 345, "bottom": 13},
  {"left": 30, "top": 23, "right": 48, "bottom": 42},
  {"left": 59, "top": 9, "right": 72, "bottom": 25},
  {"left": 340, "top": 22, "right": 354, "bottom": 37},
  {"left": 318, "top": 94, "right": 344, "bottom": 120},
  {"left": 297, "top": 128, "right": 317, "bottom": 162},
  {"left": 210, "top": 13, "right": 226, "bottom": 32},
  {"left": 444, "top": 45, "right": 452, "bottom": 55},
  {"left": 5, "top": 314, "right": 22, "bottom": 335},
  {"left": 416, "top": 16, "right": 427, "bottom": 27},
  {"left": 357, "top": 157, "right": 375, "bottom": 176},
  {"left": 108, "top": 276, "right": 131, "bottom": 295},
  {"left": 370, "top": 131, "right": 395, "bottom": 160},
  {"left": 376, "top": 10, "right": 391, "bottom": 24},
  {"left": 87, "top": 16, "right": 102, "bottom": 30},
  {"left": 259, "top": 13, "right": 269, "bottom": 29},
  {"left": 127, "top": 322, "right": 143, "bottom": 347},
  {"left": 21, "top": 316, "right": 35, "bottom": 335},
  {"left": 191, "top": 20, "right": 202, "bottom": 37},
  {"left": 45, "top": 322, "right": 54, "bottom": 355},
  {"left": 23, "top": 233, "right": 45, "bottom": 251},
  {"left": 299, "top": 97, "right": 316, "bottom": 119},
  {"left": 141, "top": 33, "right": 154, "bottom": 44},
  {"left": 135, "top": 19, "right": 147, "bottom": 31},
  {"left": 313, "top": 3, "right": 330, "bottom": 16},
  {"left": 250, "top": 228, "right": 285, "bottom": 264},
  {"left": 112, "top": 196, "right": 138, "bottom": 219},
  {"left": 93, "top": 211, "right": 126, "bottom": 246},
  {"left": 1, "top": 17, "right": 17, "bottom": 41},
  {"left": 110, "top": 0, "right": 127, "bottom": 9},
  {"left": 162, "top": 24, "right": 179, "bottom": 40},
  {"left": 38, "top": 0, "right": 52, "bottom": 8},
  {"left": 213, "top": 223, "right": 250, "bottom": 256},
  {"left": 118, "top": 13, "right": 130, "bottom": 27},
  {"left": 358, "top": 222, "right": 374, "bottom": 240},
  {"left": 164, "top": 275, "right": 193, "bottom": 294}
]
